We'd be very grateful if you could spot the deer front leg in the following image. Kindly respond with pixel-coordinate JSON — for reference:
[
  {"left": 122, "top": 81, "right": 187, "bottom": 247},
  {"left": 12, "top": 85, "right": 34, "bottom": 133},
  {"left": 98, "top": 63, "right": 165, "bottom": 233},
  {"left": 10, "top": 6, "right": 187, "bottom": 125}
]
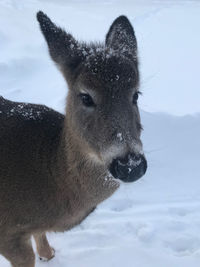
[
  {"left": 34, "top": 232, "right": 55, "bottom": 261},
  {"left": 0, "top": 233, "right": 35, "bottom": 267}
]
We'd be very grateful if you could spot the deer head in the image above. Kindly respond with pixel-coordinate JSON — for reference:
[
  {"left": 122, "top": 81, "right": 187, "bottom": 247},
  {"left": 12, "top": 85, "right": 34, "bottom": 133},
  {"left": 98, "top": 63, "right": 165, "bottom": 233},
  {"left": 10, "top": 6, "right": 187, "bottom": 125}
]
[{"left": 37, "top": 11, "right": 147, "bottom": 183}]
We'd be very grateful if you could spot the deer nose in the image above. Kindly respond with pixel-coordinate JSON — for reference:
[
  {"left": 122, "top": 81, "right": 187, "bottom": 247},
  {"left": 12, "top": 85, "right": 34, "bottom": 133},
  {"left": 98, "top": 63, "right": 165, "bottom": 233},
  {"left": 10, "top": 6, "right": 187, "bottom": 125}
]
[{"left": 109, "top": 153, "right": 147, "bottom": 182}]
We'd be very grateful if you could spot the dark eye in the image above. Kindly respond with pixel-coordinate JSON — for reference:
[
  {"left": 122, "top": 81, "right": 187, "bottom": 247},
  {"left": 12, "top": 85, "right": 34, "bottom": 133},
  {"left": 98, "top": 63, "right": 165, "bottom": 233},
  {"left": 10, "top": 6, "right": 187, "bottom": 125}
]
[
  {"left": 80, "top": 93, "right": 95, "bottom": 107},
  {"left": 132, "top": 92, "right": 139, "bottom": 104}
]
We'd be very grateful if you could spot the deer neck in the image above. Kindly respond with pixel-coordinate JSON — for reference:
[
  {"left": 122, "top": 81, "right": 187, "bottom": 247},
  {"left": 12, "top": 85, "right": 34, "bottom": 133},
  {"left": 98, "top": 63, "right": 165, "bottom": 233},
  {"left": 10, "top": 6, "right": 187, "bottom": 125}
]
[{"left": 57, "top": 117, "right": 119, "bottom": 208}]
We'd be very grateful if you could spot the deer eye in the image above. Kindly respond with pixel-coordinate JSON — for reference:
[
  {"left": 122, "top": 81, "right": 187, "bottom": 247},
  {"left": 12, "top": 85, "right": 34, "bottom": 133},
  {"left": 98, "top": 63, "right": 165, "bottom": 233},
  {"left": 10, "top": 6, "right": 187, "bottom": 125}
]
[
  {"left": 80, "top": 93, "right": 95, "bottom": 107},
  {"left": 132, "top": 92, "right": 139, "bottom": 104}
]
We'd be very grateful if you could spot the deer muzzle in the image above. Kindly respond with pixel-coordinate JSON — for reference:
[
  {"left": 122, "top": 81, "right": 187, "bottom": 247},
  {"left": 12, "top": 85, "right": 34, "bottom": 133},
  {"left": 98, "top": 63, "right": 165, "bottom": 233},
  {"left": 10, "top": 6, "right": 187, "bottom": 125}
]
[{"left": 109, "top": 153, "right": 147, "bottom": 182}]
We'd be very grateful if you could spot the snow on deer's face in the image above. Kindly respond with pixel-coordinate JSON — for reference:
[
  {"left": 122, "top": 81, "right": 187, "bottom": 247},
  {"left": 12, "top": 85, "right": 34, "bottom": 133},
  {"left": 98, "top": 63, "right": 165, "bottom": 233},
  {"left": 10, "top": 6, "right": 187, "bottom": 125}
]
[{"left": 37, "top": 12, "right": 147, "bottom": 182}]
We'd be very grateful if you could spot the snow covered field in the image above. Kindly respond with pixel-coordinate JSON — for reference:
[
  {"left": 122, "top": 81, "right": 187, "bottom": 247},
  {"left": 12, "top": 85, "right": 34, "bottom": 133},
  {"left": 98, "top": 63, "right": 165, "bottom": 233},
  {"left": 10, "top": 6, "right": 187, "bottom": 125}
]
[{"left": 0, "top": 0, "right": 200, "bottom": 266}]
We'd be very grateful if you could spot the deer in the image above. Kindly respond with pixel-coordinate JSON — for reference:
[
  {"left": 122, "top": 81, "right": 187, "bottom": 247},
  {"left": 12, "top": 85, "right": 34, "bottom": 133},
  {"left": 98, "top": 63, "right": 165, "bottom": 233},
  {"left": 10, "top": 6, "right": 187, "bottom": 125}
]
[{"left": 0, "top": 11, "right": 147, "bottom": 267}]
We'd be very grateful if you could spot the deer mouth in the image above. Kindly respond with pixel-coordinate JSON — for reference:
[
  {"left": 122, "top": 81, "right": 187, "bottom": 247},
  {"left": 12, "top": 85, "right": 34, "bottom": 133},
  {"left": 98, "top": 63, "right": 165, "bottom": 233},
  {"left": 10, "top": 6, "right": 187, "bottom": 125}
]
[{"left": 109, "top": 153, "right": 147, "bottom": 183}]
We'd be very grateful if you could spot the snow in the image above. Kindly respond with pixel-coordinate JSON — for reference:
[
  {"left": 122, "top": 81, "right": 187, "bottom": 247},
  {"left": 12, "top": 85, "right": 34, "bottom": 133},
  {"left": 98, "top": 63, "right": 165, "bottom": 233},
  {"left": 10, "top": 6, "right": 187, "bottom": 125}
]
[
  {"left": 117, "top": 132, "right": 123, "bottom": 142},
  {"left": 0, "top": 0, "right": 200, "bottom": 267}
]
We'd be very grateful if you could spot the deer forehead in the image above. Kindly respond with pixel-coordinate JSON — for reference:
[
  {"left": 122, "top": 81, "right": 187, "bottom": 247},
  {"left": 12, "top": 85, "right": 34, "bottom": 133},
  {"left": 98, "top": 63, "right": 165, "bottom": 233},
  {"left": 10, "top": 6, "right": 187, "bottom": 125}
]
[
  {"left": 83, "top": 52, "right": 137, "bottom": 84},
  {"left": 74, "top": 56, "right": 138, "bottom": 97}
]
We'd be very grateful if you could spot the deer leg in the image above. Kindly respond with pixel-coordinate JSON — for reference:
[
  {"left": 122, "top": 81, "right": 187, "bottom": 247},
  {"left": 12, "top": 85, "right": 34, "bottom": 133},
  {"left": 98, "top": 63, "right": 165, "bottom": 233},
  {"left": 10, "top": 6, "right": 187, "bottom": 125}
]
[
  {"left": 34, "top": 232, "right": 55, "bottom": 261},
  {"left": 0, "top": 233, "right": 35, "bottom": 267}
]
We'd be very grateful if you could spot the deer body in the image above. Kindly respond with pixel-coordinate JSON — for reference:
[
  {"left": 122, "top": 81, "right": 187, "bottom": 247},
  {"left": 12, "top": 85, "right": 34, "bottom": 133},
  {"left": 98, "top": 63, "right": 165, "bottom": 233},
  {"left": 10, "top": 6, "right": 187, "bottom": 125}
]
[
  {"left": 0, "top": 12, "right": 147, "bottom": 267},
  {"left": 0, "top": 96, "right": 117, "bottom": 231}
]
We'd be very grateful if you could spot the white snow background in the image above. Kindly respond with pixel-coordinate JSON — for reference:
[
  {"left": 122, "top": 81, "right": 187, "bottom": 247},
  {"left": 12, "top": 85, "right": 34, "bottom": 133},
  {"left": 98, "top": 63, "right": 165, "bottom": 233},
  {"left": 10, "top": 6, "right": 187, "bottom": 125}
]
[{"left": 0, "top": 0, "right": 200, "bottom": 266}]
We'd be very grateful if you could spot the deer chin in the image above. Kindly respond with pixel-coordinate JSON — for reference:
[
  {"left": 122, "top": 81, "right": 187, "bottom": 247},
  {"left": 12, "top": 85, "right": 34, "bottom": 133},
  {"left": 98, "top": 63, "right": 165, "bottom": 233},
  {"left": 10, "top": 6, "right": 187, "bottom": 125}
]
[{"left": 104, "top": 171, "right": 121, "bottom": 187}]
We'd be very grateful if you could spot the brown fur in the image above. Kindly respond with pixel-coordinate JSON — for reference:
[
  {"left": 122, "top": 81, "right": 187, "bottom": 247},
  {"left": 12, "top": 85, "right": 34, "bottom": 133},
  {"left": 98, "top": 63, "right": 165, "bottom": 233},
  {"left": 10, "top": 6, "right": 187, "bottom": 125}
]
[{"left": 0, "top": 12, "right": 145, "bottom": 267}]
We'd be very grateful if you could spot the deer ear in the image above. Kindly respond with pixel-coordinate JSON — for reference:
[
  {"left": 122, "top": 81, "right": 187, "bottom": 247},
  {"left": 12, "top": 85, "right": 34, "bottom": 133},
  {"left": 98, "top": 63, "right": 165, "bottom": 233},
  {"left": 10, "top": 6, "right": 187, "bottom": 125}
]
[
  {"left": 37, "top": 11, "right": 82, "bottom": 79},
  {"left": 105, "top": 16, "right": 137, "bottom": 62}
]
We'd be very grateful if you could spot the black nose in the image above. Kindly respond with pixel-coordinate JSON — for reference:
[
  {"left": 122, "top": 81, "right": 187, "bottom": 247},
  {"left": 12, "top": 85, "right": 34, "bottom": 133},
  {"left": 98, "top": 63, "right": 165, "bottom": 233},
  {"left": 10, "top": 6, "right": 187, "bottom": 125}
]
[{"left": 109, "top": 153, "right": 147, "bottom": 182}]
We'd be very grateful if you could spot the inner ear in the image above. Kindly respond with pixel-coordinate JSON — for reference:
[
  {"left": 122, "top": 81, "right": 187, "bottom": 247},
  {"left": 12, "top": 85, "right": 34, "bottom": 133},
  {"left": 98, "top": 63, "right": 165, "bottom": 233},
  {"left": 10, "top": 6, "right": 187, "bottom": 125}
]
[
  {"left": 37, "top": 11, "right": 84, "bottom": 80},
  {"left": 105, "top": 16, "right": 137, "bottom": 62}
]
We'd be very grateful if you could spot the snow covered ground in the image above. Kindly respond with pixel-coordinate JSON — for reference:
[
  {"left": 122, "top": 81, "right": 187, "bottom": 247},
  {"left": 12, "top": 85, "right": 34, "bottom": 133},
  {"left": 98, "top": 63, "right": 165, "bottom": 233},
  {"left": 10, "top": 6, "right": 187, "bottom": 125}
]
[{"left": 0, "top": 0, "right": 200, "bottom": 266}]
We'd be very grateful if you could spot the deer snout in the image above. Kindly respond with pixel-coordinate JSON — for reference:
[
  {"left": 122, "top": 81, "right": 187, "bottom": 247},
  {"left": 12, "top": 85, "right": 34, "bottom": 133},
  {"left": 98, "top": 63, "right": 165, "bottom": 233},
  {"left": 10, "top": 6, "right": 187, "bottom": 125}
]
[{"left": 109, "top": 153, "right": 147, "bottom": 182}]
